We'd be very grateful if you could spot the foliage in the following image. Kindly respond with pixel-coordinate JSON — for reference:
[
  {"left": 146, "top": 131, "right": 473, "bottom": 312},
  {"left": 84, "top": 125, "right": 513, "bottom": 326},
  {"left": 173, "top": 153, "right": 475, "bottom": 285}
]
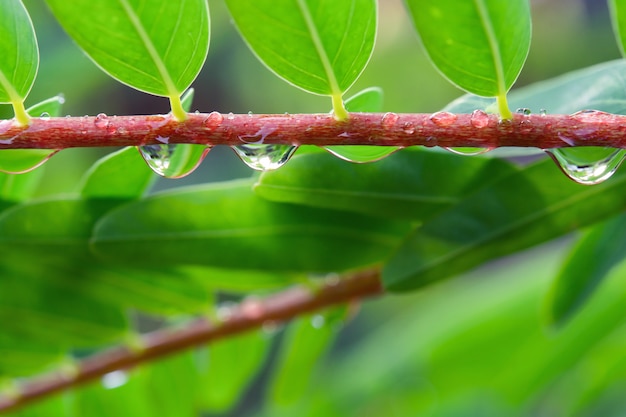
[{"left": 0, "top": 0, "right": 626, "bottom": 416}]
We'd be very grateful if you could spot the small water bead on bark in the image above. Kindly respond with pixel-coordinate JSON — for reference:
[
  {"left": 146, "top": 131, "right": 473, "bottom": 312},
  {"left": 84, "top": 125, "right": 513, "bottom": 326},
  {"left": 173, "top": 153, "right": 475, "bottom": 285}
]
[
  {"left": 516, "top": 108, "right": 532, "bottom": 116},
  {"left": 227, "top": 112, "right": 235, "bottom": 120},
  {"left": 231, "top": 144, "right": 298, "bottom": 171},
  {"left": 381, "top": 112, "right": 399, "bottom": 129},
  {"left": 39, "top": 112, "right": 51, "bottom": 121},
  {"left": 470, "top": 109, "right": 490, "bottom": 128},
  {"left": 546, "top": 147, "right": 626, "bottom": 185},
  {"left": 203, "top": 111, "right": 224, "bottom": 130},
  {"left": 138, "top": 144, "right": 210, "bottom": 178},
  {"left": 402, "top": 122, "right": 415, "bottom": 135},
  {"left": 94, "top": 113, "right": 116, "bottom": 134},
  {"left": 540, "top": 109, "right": 547, "bottom": 116},
  {"left": 429, "top": 111, "right": 457, "bottom": 127}
]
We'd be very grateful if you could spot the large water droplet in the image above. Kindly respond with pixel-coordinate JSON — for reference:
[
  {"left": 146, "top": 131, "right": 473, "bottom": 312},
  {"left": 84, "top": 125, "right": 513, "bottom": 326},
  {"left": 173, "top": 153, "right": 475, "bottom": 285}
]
[
  {"left": 381, "top": 112, "right": 399, "bottom": 129},
  {"left": 325, "top": 145, "right": 398, "bottom": 163},
  {"left": 138, "top": 143, "right": 210, "bottom": 178},
  {"left": 546, "top": 147, "right": 626, "bottom": 185},
  {"left": 443, "top": 147, "right": 492, "bottom": 156},
  {"left": 430, "top": 111, "right": 457, "bottom": 127},
  {"left": 231, "top": 144, "right": 297, "bottom": 171},
  {"left": 0, "top": 149, "right": 58, "bottom": 174},
  {"left": 203, "top": 111, "right": 223, "bottom": 130},
  {"left": 470, "top": 109, "right": 490, "bottom": 128}
]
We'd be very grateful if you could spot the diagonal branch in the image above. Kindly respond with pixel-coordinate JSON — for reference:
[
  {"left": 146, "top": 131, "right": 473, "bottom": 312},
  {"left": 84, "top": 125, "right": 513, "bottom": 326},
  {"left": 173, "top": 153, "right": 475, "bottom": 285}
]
[
  {"left": 0, "top": 111, "right": 623, "bottom": 149},
  {"left": 0, "top": 268, "right": 383, "bottom": 414}
]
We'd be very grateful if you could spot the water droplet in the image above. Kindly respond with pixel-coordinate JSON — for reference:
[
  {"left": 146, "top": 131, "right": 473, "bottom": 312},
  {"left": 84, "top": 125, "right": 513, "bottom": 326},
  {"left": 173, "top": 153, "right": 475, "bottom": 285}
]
[
  {"left": 519, "top": 119, "right": 533, "bottom": 134},
  {"left": 444, "top": 147, "right": 492, "bottom": 156},
  {"left": 516, "top": 108, "right": 531, "bottom": 116},
  {"left": 402, "top": 122, "right": 415, "bottom": 135},
  {"left": 381, "top": 112, "right": 399, "bottom": 129},
  {"left": 570, "top": 109, "right": 613, "bottom": 123},
  {"left": 430, "top": 111, "right": 457, "bottom": 127},
  {"left": 39, "top": 112, "right": 50, "bottom": 121},
  {"left": 311, "top": 315, "right": 326, "bottom": 329},
  {"left": 227, "top": 112, "right": 235, "bottom": 120},
  {"left": 546, "top": 147, "right": 626, "bottom": 185},
  {"left": 138, "top": 143, "right": 210, "bottom": 178},
  {"left": 248, "top": 111, "right": 254, "bottom": 117},
  {"left": 94, "top": 113, "right": 116, "bottom": 134},
  {"left": 325, "top": 145, "right": 398, "bottom": 163},
  {"left": 0, "top": 149, "right": 59, "bottom": 174},
  {"left": 203, "top": 111, "right": 223, "bottom": 130},
  {"left": 470, "top": 109, "right": 490, "bottom": 128},
  {"left": 231, "top": 144, "right": 298, "bottom": 171},
  {"left": 540, "top": 109, "right": 547, "bottom": 116},
  {"left": 101, "top": 370, "right": 128, "bottom": 390}
]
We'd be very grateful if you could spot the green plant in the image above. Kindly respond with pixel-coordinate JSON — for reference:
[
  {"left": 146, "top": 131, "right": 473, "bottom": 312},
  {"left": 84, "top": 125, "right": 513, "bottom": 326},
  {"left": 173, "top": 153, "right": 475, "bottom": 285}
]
[{"left": 1, "top": 0, "right": 626, "bottom": 415}]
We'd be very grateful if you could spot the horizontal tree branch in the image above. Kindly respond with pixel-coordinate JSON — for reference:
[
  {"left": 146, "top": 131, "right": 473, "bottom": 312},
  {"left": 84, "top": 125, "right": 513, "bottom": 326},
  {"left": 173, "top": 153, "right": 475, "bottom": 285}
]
[
  {"left": 0, "top": 269, "right": 383, "bottom": 414},
  {"left": 0, "top": 111, "right": 624, "bottom": 149}
]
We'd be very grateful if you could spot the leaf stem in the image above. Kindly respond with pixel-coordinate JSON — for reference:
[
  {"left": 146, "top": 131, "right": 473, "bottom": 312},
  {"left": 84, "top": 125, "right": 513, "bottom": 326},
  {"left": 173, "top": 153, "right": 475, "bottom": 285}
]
[
  {"left": 331, "top": 93, "right": 349, "bottom": 120},
  {"left": 169, "top": 94, "right": 187, "bottom": 121},
  {"left": 496, "top": 93, "right": 512, "bottom": 120},
  {"left": 11, "top": 100, "right": 31, "bottom": 126},
  {"left": 0, "top": 269, "right": 383, "bottom": 414}
]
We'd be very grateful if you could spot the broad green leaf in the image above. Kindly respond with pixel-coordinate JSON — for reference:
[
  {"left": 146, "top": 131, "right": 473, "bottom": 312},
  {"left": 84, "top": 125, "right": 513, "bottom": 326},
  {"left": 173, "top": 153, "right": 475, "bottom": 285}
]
[
  {"left": 195, "top": 330, "right": 270, "bottom": 412},
  {"left": 382, "top": 158, "right": 626, "bottom": 291},
  {"left": 225, "top": 0, "right": 376, "bottom": 118},
  {"left": 545, "top": 214, "right": 626, "bottom": 327},
  {"left": 256, "top": 148, "right": 517, "bottom": 221},
  {"left": 45, "top": 0, "right": 209, "bottom": 117},
  {"left": 80, "top": 147, "right": 156, "bottom": 199},
  {"left": 405, "top": 0, "right": 530, "bottom": 117},
  {"left": 0, "top": 0, "right": 38, "bottom": 123},
  {"left": 269, "top": 310, "right": 341, "bottom": 407},
  {"left": 325, "top": 87, "right": 399, "bottom": 162},
  {"left": 92, "top": 179, "right": 411, "bottom": 273}
]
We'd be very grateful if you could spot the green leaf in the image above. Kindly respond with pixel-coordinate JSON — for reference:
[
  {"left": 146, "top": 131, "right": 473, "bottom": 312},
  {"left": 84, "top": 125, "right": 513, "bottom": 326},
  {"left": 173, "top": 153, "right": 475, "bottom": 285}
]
[
  {"left": 255, "top": 148, "right": 517, "bottom": 221},
  {"left": 92, "top": 179, "right": 410, "bottom": 273},
  {"left": 0, "top": 0, "right": 38, "bottom": 123},
  {"left": 405, "top": 0, "right": 531, "bottom": 117},
  {"left": 225, "top": 0, "right": 376, "bottom": 118},
  {"left": 80, "top": 147, "right": 156, "bottom": 199},
  {"left": 610, "top": 0, "right": 626, "bottom": 57},
  {"left": 545, "top": 214, "right": 626, "bottom": 327},
  {"left": 269, "top": 310, "right": 340, "bottom": 407},
  {"left": 195, "top": 330, "right": 270, "bottom": 412},
  {"left": 382, "top": 158, "right": 626, "bottom": 292},
  {"left": 325, "top": 87, "right": 399, "bottom": 162},
  {"left": 45, "top": 0, "right": 209, "bottom": 118}
]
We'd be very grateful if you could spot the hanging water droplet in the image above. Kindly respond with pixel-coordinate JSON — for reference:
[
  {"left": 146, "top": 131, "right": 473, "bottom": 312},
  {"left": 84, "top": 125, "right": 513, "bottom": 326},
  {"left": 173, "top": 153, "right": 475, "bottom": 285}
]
[
  {"left": 311, "top": 315, "right": 326, "bottom": 329},
  {"left": 0, "top": 149, "right": 59, "bottom": 174},
  {"left": 470, "top": 109, "right": 490, "bottom": 128},
  {"left": 516, "top": 108, "right": 531, "bottom": 116},
  {"left": 325, "top": 145, "right": 399, "bottom": 163},
  {"left": 39, "top": 112, "right": 50, "bottom": 121},
  {"left": 231, "top": 144, "right": 297, "bottom": 171},
  {"left": 546, "top": 147, "right": 626, "bottom": 185},
  {"left": 203, "top": 111, "right": 223, "bottom": 130},
  {"left": 443, "top": 147, "right": 492, "bottom": 156},
  {"left": 138, "top": 143, "right": 210, "bottom": 178},
  {"left": 381, "top": 112, "right": 399, "bottom": 129},
  {"left": 402, "top": 122, "right": 415, "bottom": 135},
  {"left": 101, "top": 370, "right": 128, "bottom": 390},
  {"left": 430, "top": 111, "right": 457, "bottom": 127}
]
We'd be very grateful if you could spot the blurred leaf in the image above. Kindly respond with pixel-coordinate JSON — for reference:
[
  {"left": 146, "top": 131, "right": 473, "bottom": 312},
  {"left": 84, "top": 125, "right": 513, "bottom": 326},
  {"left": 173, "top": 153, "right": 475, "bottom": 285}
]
[
  {"left": 7, "top": 392, "right": 72, "bottom": 417},
  {"left": 80, "top": 147, "right": 155, "bottom": 199},
  {"left": 269, "top": 310, "right": 341, "bottom": 407},
  {"left": 0, "top": 332, "right": 63, "bottom": 377},
  {"left": 256, "top": 148, "right": 517, "bottom": 221},
  {"left": 325, "top": 87, "right": 399, "bottom": 162},
  {"left": 405, "top": 0, "right": 530, "bottom": 100},
  {"left": 0, "top": 0, "right": 38, "bottom": 103},
  {"left": 545, "top": 214, "right": 626, "bottom": 327},
  {"left": 92, "top": 179, "right": 411, "bottom": 273},
  {"left": 196, "top": 330, "right": 270, "bottom": 412},
  {"left": 610, "top": 0, "right": 626, "bottom": 58},
  {"left": 45, "top": 0, "right": 209, "bottom": 97},
  {"left": 225, "top": 0, "right": 376, "bottom": 116},
  {"left": 383, "top": 157, "right": 626, "bottom": 291}
]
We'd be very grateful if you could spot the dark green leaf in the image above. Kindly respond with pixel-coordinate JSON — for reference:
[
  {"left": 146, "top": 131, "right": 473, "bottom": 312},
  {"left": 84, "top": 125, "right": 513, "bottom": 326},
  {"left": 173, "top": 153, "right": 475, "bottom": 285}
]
[
  {"left": 545, "top": 214, "right": 626, "bottom": 327},
  {"left": 383, "top": 158, "right": 626, "bottom": 291},
  {"left": 92, "top": 179, "right": 410, "bottom": 273},
  {"left": 256, "top": 148, "right": 517, "bottom": 221}
]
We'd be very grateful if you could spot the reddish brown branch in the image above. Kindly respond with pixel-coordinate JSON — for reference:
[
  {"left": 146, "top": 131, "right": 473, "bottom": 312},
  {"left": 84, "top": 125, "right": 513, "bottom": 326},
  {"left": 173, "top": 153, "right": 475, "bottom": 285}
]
[
  {"left": 0, "top": 110, "right": 624, "bottom": 149},
  {"left": 0, "top": 269, "right": 383, "bottom": 414}
]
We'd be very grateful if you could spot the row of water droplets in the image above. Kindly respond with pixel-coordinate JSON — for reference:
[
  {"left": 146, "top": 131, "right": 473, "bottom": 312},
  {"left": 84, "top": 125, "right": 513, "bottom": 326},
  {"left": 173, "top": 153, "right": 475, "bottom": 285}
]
[{"left": 0, "top": 110, "right": 623, "bottom": 185}]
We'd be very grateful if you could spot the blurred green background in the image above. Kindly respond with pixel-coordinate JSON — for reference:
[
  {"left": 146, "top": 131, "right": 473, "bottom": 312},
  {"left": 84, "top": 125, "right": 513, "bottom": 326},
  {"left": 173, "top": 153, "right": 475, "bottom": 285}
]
[{"left": 6, "top": 0, "right": 626, "bottom": 416}]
